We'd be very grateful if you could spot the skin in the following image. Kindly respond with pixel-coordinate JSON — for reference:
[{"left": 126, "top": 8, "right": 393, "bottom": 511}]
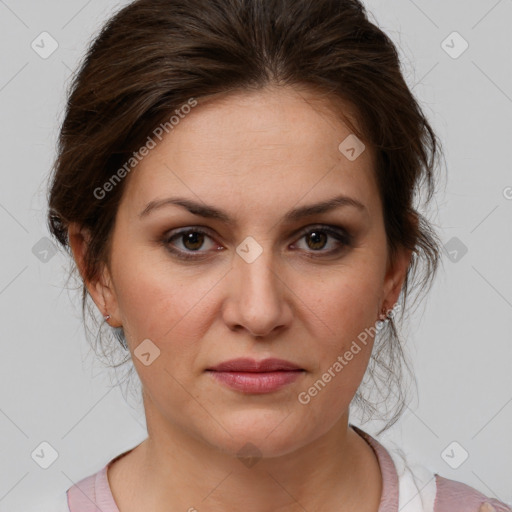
[{"left": 69, "top": 85, "right": 412, "bottom": 512}]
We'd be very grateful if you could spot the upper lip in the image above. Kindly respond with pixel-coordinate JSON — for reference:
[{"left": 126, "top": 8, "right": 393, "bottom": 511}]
[{"left": 207, "top": 358, "right": 303, "bottom": 372}]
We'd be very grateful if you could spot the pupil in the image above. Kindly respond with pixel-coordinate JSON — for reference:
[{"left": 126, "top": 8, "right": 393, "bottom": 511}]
[
  {"left": 184, "top": 232, "right": 204, "bottom": 250},
  {"left": 308, "top": 231, "right": 326, "bottom": 250}
]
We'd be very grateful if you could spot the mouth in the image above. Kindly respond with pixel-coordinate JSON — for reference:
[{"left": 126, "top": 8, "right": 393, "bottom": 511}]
[
  {"left": 206, "top": 358, "right": 305, "bottom": 394},
  {"left": 206, "top": 357, "right": 303, "bottom": 372}
]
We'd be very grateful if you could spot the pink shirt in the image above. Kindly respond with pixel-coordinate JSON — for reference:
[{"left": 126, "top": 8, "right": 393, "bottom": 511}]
[{"left": 63, "top": 425, "right": 511, "bottom": 512}]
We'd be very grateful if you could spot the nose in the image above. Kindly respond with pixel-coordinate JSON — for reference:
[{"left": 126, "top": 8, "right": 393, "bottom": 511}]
[{"left": 222, "top": 248, "right": 293, "bottom": 338}]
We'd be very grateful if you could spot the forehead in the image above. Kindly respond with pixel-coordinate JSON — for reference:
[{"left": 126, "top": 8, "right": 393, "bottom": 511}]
[{"left": 120, "top": 86, "right": 380, "bottom": 222}]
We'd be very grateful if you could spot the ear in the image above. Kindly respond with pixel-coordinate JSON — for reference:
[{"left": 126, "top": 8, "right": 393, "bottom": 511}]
[
  {"left": 68, "top": 222, "right": 121, "bottom": 327},
  {"left": 380, "top": 213, "right": 417, "bottom": 316},
  {"left": 381, "top": 245, "right": 413, "bottom": 316}
]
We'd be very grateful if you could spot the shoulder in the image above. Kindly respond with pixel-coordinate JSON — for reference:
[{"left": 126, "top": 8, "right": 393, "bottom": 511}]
[
  {"left": 65, "top": 466, "right": 109, "bottom": 511},
  {"left": 28, "top": 464, "right": 111, "bottom": 512},
  {"left": 353, "top": 426, "right": 511, "bottom": 512},
  {"left": 383, "top": 437, "right": 512, "bottom": 512},
  {"left": 61, "top": 446, "right": 135, "bottom": 511},
  {"left": 434, "top": 474, "right": 512, "bottom": 512}
]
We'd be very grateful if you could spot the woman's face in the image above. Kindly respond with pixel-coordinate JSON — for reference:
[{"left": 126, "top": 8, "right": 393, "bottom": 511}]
[{"left": 79, "top": 86, "right": 410, "bottom": 457}]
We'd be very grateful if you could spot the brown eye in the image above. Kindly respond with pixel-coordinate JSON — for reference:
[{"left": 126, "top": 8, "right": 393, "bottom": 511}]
[
  {"left": 181, "top": 231, "right": 206, "bottom": 251},
  {"left": 305, "top": 230, "right": 328, "bottom": 250},
  {"left": 162, "top": 228, "right": 220, "bottom": 260},
  {"left": 292, "top": 225, "right": 352, "bottom": 257}
]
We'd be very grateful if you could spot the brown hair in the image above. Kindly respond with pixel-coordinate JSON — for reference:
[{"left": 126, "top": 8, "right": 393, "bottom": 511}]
[{"left": 47, "top": 0, "right": 444, "bottom": 434}]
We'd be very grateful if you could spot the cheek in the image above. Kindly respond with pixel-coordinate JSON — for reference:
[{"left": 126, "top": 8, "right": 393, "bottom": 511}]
[
  {"left": 112, "top": 245, "right": 220, "bottom": 344},
  {"left": 296, "top": 265, "right": 382, "bottom": 344},
  {"left": 292, "top": 263, "right": 383, "bottom": 402}
]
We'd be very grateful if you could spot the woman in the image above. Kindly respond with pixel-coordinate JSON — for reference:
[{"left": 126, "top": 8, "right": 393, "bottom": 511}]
[{"left": 42, "top": 0, "right": 511, "bottom": 510}]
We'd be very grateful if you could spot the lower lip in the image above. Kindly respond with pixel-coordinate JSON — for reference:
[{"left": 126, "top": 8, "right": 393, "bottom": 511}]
[{"left": 207, "top": 370, "right": 304, "bottom": 393}]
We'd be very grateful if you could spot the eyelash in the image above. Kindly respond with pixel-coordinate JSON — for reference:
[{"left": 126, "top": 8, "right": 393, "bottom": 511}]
[{"left": 161, "top": 225, "right": 353, "bottom": 261}]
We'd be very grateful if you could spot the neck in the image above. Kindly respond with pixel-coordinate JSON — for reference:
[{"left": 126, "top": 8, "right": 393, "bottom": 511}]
[{"left": 108, "top": 398, "right": 382, "bottom": 512}]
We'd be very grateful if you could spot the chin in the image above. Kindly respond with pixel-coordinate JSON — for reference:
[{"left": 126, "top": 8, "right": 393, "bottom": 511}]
[{"left": 202, "top": 412, "right": 313, "bottom": 460}]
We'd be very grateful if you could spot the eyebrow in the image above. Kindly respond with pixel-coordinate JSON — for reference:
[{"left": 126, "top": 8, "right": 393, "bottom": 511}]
[{"left": 139, "top": 194, "right": 367, "bottom": 224}]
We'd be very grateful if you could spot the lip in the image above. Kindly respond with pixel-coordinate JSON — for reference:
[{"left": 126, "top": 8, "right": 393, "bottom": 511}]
[
  {"left": 206, "top": 358, "right": 305, "bottom": 394},
  {"left": 207, "top": 358, "right": 303, "bottom": 372}
]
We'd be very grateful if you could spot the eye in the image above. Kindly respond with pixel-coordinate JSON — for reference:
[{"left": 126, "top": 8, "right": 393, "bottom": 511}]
[
  {"left": 162, "top": 228, "right": 222, "bottom": 260},
  {"left": 291, "top": 225, "right": 352, "bottom": 256},
  {"left": 161, "top": 224, "right": 352, "bottom": 261}
]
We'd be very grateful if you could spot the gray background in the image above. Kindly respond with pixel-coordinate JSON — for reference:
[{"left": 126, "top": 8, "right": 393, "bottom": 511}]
[{"left": 0, "top": 0, "right": 511, "bottom": 510}]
